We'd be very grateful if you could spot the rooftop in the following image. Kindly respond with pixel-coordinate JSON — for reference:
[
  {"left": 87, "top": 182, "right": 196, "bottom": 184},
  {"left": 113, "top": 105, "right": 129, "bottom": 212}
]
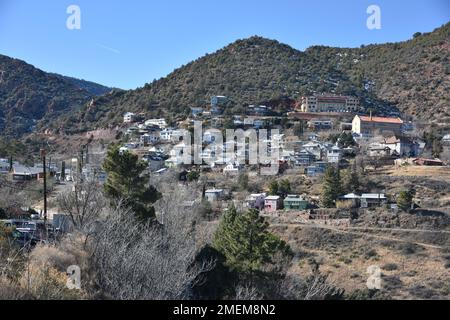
[
  {"left": 205, "top": 189, "right": 224, "bottom": 193},
  {"left": 340, "top": 193, "right": 387, "bottom": 199},
  {"left": 361, "top": 193, "right": 386, "bottom": 199},
  {"left": 284, "top": 195, "right": 305, "bottom": 201},
  {"left": 358, "top": 116, "right": 403, "bottom": 124}
]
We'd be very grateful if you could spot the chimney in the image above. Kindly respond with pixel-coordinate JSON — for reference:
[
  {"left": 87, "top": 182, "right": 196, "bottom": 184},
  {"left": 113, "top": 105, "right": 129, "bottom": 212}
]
[{"left": 369, "top": 110, "right": 373, "bottom": 121}]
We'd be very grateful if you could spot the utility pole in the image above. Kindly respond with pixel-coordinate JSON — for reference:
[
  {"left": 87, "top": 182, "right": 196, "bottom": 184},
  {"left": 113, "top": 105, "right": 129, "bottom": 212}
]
[
  {"left": 78, "top": 149, "right": 84, "bottom": 183},
  {"left": 40, "top": 148, "right": 48, "bottom": 225},
  {"left": 85, "top": 144, "right": 89, "bottom": 165},
  {"left": 8, "top": 155, "right": 13, "bottom": 172}
]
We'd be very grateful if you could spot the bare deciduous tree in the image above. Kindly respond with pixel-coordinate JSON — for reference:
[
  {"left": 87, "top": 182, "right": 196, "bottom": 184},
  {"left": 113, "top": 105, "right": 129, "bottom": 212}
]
[
  {"left": 89, "top": 185, "right": 214, "bottom": 300},
  {"left": 234, "top": 283, "right": 262, "bottom": 300},
  {"left": 57, "top": 180, "right": 106, "bottom": 235},
  {"left": 280, "top": 269, "right": 344, "bottom": 300}
]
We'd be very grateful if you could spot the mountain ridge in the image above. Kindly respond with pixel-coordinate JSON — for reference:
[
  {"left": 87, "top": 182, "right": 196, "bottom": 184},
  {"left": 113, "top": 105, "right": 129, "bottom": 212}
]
[
  {"left": 0, "top": 54, "right": 112, "bottom": 137},
  {"left": 1, "top": 22, "right": 449, "bottom": 138},
  {"left": 49, "top": 73, "right": 114, "bottom": 96},
  {"left": 51, "top": 23, "right": 448, "bottom": 134}
]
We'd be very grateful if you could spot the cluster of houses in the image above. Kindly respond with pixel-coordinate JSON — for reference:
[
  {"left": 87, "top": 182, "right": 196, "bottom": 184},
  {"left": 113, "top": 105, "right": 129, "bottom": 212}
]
[
  {"left": 204, "top": 189, "right": 311, "bottom": 213},
  {"left": 0, "top": 159, "right": 57, "bottom": 182},
  {"left": 367, "top": 135, "right": 423, "bottom": 158},
  {"left": 3, "top": 94, "right": 449, "bottom": 246},
  {"left": 0, "top": 157, "right": 107, "bottom": 185},
  {"left": 204, "top": 189, "right": 394, "bottom": 214},
  {"left": 119, "top": 92, "right": 448, "bottom": 178}
]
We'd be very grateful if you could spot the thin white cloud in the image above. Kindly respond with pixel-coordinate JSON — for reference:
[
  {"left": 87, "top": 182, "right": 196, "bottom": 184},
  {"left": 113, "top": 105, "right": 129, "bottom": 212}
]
[{"left": 96, "top": 43, "right": 121, "bottom": 54}]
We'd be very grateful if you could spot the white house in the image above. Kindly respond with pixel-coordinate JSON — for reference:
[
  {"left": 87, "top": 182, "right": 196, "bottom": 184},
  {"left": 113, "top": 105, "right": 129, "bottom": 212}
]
[
  {"left": 160, "top": 128, "right": 174, "bottom": 141},
  {"left": 360, "top": 193, "right": 387, "bottom": 208},
  {"left": 205, "top": 189, "right": 225, "bottom": 202},
  {"left": 223, "top": 162, "right": 241, "bottom": 175},
  {"left": 165, "top": 142, "right": 190, "bottom": 167},
  {"left": 382, "top": 136, "right": 420, "bottom": 157},
  {"left": 338, "top": 193, "right": 387, "bottom": 208},
  {"left": 302, "top": 142, "right": 322, "bottom": 160},
  {"left": 0, "top": 158, "right": 10, "bottom": 173},
  {"left": 123, "top": 112, "right": 136, "bottom": 123},
  {"left": 140, "top": 129, "right": 160, "bottom": 145},
  {"left": 161, "top": 128, "right": 183, "bottom": 142},
  {"left": 370, "top": 146, "right": 392, "bottom": 157},
  {"left": 443, "top": 134, "right": 450, "bottom": 144},
  {"left": 245, "top": 193, "right": 266, "bottom": 210},
  {"left": 326, "top": 145, "right": 342, "bottom": 163},
  {"left": 121, "top": 142, "right": 139, "bottom": 152},
  {"left": 145, "top": 118, "right": 167, "bottom": 128}
]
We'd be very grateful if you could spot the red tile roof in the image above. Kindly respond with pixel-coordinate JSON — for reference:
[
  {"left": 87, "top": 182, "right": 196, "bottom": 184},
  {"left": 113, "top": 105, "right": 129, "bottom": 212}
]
[{"left": 359, "top": 116, "right": 403, "bottom": 124}]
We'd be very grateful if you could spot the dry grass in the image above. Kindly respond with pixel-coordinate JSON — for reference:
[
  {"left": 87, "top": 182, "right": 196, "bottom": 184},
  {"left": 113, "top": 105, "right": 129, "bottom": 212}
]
[
  {"left": 272, "top": 223, "right": 450, "bottom": 300},
  {"left": 387, "top": 165, "right": 450, "bottom": 178}
]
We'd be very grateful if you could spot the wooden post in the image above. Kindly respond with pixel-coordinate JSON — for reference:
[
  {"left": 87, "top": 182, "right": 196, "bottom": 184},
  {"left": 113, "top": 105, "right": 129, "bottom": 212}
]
[{"left": 40, "top": 148, "right": 47, "bottom": 224}]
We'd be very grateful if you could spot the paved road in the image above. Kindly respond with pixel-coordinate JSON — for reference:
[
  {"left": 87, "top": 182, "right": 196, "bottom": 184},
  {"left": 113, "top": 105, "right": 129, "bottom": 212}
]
[{"left": 33, "top": 181, "right": 74, "bottom": 219}]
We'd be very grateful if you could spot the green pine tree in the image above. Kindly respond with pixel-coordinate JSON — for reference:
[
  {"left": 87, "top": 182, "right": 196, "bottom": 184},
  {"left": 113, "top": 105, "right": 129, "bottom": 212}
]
[
  {"left": 237, "top": 173, "right": 249, "bottom": 191},
  {"left": 321, "top": 167, "right": 342, "bottom": 208},
  {"left": 342, "top": 166, "right": 360, "bottom": 193},
  {"left": 278, "top": 179, "right": 291, "bottom": 197},
  {"left": 102, "top": 145, "right": 161, "bottom": 222},
  {"left": 432, "top": 139, "right": 443, "bottom": 158},
  {"left": 213, "top": 206, "right": 292, "bottom": 278},
  {"left": 397, "top": 190, "right": 413, "bottom": 212},
  {"left": 268, "top": 180, "right": 279, "bottom": 196}
]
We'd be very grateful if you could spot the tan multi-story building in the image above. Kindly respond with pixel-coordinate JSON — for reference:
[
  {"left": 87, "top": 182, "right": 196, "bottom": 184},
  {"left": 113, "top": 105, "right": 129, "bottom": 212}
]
[
  {"left": 352, "top": 114, "right": 403, "bottom": 136},
  {"left": 300, "top": 94, "right": 360, "bottom": 113}
]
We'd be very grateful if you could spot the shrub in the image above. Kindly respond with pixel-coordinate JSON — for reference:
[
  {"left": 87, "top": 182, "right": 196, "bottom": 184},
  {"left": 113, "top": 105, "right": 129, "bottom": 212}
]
[
  {"left": 364, "top": 249, "right": 378, "bottom": 259},
  {"left": 382, "top": 263, "right": 398, "bottom": 271},
  {"left": 0, "top": 276, "right": 29, "bottom": 300},
  {"left": 400, "top": 242, "right": 418, "bottom": 255}
]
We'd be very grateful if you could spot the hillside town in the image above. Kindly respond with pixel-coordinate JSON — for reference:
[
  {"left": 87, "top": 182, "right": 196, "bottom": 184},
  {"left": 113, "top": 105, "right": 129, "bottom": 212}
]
[
  {"left": 0, "top": 4, "right": 449, "bottom": 303},
  {"left": 2, "top": 93, "right": 449, "bottom": 238}
]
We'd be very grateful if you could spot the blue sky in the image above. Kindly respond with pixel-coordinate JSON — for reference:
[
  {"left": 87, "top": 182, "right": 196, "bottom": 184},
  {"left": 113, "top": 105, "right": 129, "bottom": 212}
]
[{"left": 0, "top": 0, "right": 448, "bottom": 89}]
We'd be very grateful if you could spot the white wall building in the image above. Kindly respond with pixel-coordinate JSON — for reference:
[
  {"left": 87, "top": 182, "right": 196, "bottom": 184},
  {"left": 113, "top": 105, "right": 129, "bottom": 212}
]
[
  {"left": 205, "top": 189, "right": 225, "bottom": 202},
  {"left": 223, "top": 162, "right": 241, "bottom": 175},
  {"left": 0, "top": 158, "right": 10, "bottom": 173},
  {"left": 123, "top": 112, "right": 136, "bottom": 123},
  {"left": 140, "top": 130, "right": 160, "bottom": 145},
  {"left": 145, "top": 118, "right": 167, "bottom": 128},
  {"left": 245, "top": 193, "right": 267, "bottom": 210},
  {"left": 300, "top": 94, "right": 360, "bottom": 113},
  {"left": 327, "top": 145, "right": 342, "bottom": 163}
]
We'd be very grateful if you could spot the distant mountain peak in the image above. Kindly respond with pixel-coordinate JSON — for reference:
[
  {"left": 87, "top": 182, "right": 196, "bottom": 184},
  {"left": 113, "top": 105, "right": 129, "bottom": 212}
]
[
  {"left": 51, "top": 22, "right": 449, "bottom": 133},
  {"left": 0, "top": 54, "right": 110, "bottom": 137}
]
